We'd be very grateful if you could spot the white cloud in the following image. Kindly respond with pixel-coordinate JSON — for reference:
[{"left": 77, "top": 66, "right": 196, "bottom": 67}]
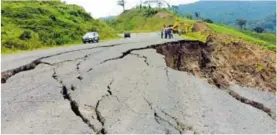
[{"left": 62, "top": 0, "right": 199, "bottom": 18}]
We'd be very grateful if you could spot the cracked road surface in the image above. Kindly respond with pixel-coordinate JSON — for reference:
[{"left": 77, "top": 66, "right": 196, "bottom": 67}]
[{"left": 1, "top": 33, "right": 276, "bottom": 134}]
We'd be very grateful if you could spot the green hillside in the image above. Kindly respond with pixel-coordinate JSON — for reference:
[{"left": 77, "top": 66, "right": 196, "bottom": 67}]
[
  {"left": 207, "top": 23, "right": 276, "bottom": 50},
  {"left": 1, "top": 1, "right": 118, "bottom": 54},
  {"left": 106, "top": 8, "right": 275, "bottom": 51},
  {"left": 176, "top": 1, "right": 276, "bottom": 33},
  {"left": 105, "top": 8, "right": 194, "bottom": 33}
]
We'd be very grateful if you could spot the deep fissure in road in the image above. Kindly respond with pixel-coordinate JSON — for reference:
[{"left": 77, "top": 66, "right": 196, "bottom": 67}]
[
  {"left": 3, "top": 38, "right": 275, "bottom": 133},
  {"left": 130, "top": 53, "right": 150, "bottom": 66},
  {"left": 144, "top": 97, "right": 196, "bottom": 134},
  {"left": 156, "top": 38, "right": 275, "bottom": 93},
  {"left": 154, "top": 39, "right": 275, "bottom": 119},
  {"left": 95, "top": 96, "right": 108, "bottom": 134},
  {"left": 1, "top": 60, "right": 52, "bottom": 83},
  {"left": 96, "top": 40, "right": 275, "bottom": 120},
  {"left": 52, "top": 67, "right": 116, "bottom": 134},
  {"left": 1, "top": 42, "right": 128, "bottom": 84},
  {"left": 51, "top": 68, "right": 99, "bottom": 133},
  {"left": 227, "top": 90, "right": 275, "bottom": 119}
]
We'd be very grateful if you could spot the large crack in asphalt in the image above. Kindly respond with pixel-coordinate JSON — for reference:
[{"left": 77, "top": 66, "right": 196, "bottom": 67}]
[
  {"left": 98, "top": 40, "right": 275, "bottom": 121},
  {"left": 1, "top": 42, "right": 138, "bottom": 84},
  {"left": 143, "top": 97, "right": 197, "bottom": 134},
  {"left": 94, "top": 79, "right": 116, "bottom": 134},
  {"left": 4, "top": 39, "right": 275, "bottom": 133},
  {"left": 107, "top": 79, "right": 114, "bottom": 95},
  {"left": 52, "top": 66, "right": 116, "bottom": 134},
  {"left": 144, "top": 98, "right": 179, "bottom": 133},
  {"left": 100, "top": 43, "right": 160, "bottom": 64},
  {"left": 39, "top": 41, "right": 144, "bottom": 60},
  {"left": 153, "top": 40, "right": 276, "bottom": 120},
  {"left": 99, "top": 39, "right": 276, "bottom": 121},
  {"left": 53, "top": 61, "right": 146, "bottom": 134},
  {"left": 51, "top": 68, "right": 99, "bottom": 133},
  {"left": 2, "top": 40, "right": 179, "bottom": 84},
  {"left": 95, "top": 95, "right": 108, "bottom": 134},
  {"left": 159, "top": 109, "right": 197, "bottom": 134},
  {"left": 226, "top": 89, "right": 276, "bottom": 119},
  {"left": 130, "top": 53, "right": 150, "bottom": 66},
  {"left": 1, "top": 60, "right": 52, "bottom": 83}
]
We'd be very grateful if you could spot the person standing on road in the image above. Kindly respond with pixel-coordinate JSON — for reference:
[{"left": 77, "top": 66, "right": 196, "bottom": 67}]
[
  {"left": 169, "top": 26, "right": 173, "bottom": 39},
  {"left": 161, "top": 25, "right": 166, "bottom": 39},
  {"left": 164, "top": 25, "right": 168, "bottom": 39}
]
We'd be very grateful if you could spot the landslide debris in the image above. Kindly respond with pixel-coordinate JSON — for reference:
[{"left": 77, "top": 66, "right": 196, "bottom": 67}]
[{"left": 156, "top": 23, "right": 276, "bottom": 93}]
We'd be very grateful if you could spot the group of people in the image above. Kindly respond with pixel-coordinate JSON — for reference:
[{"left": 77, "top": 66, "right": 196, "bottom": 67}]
[{"left": 161, "top": 24, "right": 174, "bottom": 39}]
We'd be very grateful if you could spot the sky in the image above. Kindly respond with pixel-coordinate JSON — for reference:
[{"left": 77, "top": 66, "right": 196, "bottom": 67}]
[{"left": 62, "top": 0, "right": 199, "bottom": 18}]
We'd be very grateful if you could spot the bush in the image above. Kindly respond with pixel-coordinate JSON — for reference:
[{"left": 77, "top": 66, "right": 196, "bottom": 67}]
[
  {"left": 55, "top": 36, "right": 71, "bottom": 45},
  {"left": 253, "top": 27, "right": 264, "bottom": 33},
  {"left": 3, "top": 40, "right": 29, "bottom": 50},
  {"left": 204, "top": 18, "right": 213, "bottom": 23},
  {"left": 19, "top": 30, "right": 32, "bottom": 40},
  {"left": 144, "top": 9, "right": 158, "bottom": 17},
  {"left": 50, "top": 15, "right": 57, "bottom": 21}
]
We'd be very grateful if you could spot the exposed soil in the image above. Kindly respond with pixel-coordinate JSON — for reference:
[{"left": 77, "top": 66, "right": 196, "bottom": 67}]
[
  {"left": 155, "top": 11, "right": 174, "bottom": 19},
  {"left": 192, "top": 22, "right": 208, "bottom": 32},
  {"left": 155, "top": 24, "right": 276, "bottom": 93}
]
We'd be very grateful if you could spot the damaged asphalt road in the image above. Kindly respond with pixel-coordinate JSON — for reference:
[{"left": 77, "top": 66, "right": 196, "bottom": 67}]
[{"left": 1, "top": 33, "right": 276, "bottom": 134}]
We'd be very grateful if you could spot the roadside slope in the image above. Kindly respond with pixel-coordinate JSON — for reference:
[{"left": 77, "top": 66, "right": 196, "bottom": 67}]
[
  {"left": 106, "top": 8, "right": 275, "bottom": 50},
  {"left": 105, "top": 8, "right": 194, "bottom": 33},
  {"left": 1, "top": 1, "right": 118, "bottom": 54}
]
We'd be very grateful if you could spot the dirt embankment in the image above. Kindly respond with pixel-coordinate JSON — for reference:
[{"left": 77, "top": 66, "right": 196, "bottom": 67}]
[
  {"left": 192, "top": 22, "right": 208, "bottom": 32},
  {"left": 156, "top": 23, "right": 276, "bottom": 92},
  {"left": 154, "top": 11, "right": 174, "bottom": 19}
]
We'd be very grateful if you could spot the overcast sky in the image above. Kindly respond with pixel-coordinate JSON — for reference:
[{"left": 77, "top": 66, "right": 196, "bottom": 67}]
[{"left": 62, "top": 0, "right": 199, "bottom": 18}]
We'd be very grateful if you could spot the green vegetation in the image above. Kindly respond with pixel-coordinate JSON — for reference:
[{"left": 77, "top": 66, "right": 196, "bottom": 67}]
[
  {"left": 106, "top": 7, "right": 275, "bottom": 51},
  {"left": 207, "top": 23, "right": 276, "bottom": 50},
  {"left": 177, "top": 1, "right": 276, "bottom": 33},
  {"left": 2, "top": 1, "right": 275, "bottom": 54},
  {"left": 105, "top": 8, "right": 191, "bottom": 33},
  {"left": 1, "top": 1, "right": 118, "bottom": 54}
]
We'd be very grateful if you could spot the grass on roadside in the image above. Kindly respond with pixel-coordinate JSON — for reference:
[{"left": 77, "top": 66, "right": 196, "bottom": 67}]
[
  {"left": 1, "top": 1, "right": 119, "bottom": 54},
  {"left": 207, "top": 23, "right": 276, "bottom": 50}
]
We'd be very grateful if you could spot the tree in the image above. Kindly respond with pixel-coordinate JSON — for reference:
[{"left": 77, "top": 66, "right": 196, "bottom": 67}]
[
  {"left": 253, "top": 26, "right": 264, "bottom": 33},
  {"left": 194, "top": 12, "right": 200, "bottom": 20},
  {"left": 185, "top": 13, "right": 193, "bottom": 20},
  {"left": 157, "top": 1, "right": 163, "bottom": 9},
  {"left": 117, "top": 0, "right": 126, "bottom": 11},
  {"left": 236, "top": 19, "right": 247, "bottom": 30},
  {"left": 139, "top": 0, "right": 143, "bottom": 9},
  {"left": 171, "top": 5, "right": 178, "bottom": 13},
  {"left": 204, "top": 18, "right": 213, "bottom": 23}
]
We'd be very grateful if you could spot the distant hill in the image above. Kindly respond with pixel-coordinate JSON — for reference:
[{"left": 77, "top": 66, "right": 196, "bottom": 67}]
[
  {"left": 176, "top": 1, "right": 276, "bottom": 32},
  {"left": 104, "top": 8, "right": 184, "bottom": 33},
  {"left": 1, "top": 1, "right": 118, "bottom": 53},
  {"left": 99, "top": 15, "right": 116, "bottom": 21},
  {"left": 106, "top": 8, "right": 275, "bottom": 50}
]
